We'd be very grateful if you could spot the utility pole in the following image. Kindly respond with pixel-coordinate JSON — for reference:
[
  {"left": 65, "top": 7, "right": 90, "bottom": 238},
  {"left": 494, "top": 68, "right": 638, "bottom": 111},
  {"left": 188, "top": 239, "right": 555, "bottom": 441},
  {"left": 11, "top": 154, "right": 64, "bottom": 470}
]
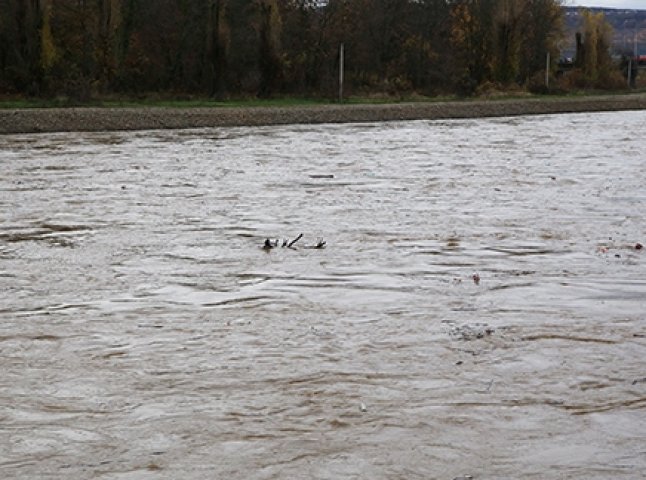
[
  {"left": 628, "top": 31, "right": 637, "bottom": 88},
  {"left": 545, "top": 51, "right": 550, "bottom": 88},
  {"left": 339, "top": 43, "right": 344, "bottom": 103}
]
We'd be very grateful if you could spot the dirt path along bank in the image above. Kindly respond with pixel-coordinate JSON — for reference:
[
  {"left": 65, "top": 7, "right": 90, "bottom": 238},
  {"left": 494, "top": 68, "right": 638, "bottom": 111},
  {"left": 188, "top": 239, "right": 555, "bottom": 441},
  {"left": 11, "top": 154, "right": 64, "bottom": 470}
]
[{"left": 1, "top": 94, "right": 645, "bottom": 134}]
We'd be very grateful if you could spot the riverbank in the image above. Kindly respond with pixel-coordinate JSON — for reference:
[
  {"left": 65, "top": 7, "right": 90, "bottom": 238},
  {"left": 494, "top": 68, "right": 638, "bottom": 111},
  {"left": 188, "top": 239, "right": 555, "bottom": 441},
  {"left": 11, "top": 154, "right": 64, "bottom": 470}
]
[{"left": 1, "top": 93, "right": 645, "bottom": 134}]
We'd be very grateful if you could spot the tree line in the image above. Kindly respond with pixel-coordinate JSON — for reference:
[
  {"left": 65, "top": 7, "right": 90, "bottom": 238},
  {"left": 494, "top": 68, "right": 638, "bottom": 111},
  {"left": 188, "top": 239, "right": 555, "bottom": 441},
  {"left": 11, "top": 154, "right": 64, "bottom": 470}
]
[{"left": 0, "top": 0, "right": 626, "bottom": 101}]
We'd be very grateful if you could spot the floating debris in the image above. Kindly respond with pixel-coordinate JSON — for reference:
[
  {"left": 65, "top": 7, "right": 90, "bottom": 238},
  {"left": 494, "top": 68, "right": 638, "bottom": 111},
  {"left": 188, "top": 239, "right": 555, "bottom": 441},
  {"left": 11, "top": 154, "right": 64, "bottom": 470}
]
[
  {"left": 304, "top": 238, "right": 326, "bottom": 249},
  {"left": 263, "top": 238, "right": 278, "bottom": 250},
  {"left": 287, "top": 233, "right": 303, "bottom": 248},
  {"left": 359, "top": 402, "right": 368, "bottom": 413},
  {"left": 450, "top": 324, "right": 494, "bottom": 341},
  {"left": 262, "top": 234, "right": 326, "bottom": 251},
  {"left": 472, "top": 273, "right": 481, "bottom": 285},
  {"left": 597, "top": 242, "right": 642, "bottom": 253}
]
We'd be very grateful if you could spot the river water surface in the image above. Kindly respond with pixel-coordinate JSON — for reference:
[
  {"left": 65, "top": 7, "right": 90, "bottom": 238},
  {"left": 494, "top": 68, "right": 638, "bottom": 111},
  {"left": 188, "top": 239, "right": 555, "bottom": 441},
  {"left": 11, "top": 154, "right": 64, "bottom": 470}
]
[{"left": 1, "top": 111, "right": 645, "bottom": 479}]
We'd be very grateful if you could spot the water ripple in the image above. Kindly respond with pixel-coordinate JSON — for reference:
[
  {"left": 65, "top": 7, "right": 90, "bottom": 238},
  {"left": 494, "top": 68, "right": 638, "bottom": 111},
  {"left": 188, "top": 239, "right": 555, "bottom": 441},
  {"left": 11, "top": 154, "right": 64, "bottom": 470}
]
[{"left": 1, "top": 111, "right": 645, "bottom": 479}]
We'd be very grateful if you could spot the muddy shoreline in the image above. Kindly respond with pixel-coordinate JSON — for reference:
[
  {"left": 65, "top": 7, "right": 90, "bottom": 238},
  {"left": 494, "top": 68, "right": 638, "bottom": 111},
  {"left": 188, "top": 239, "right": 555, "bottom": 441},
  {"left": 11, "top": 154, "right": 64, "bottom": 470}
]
[{"left": 1, "top": 94, "right": 645, "bottom": 134}]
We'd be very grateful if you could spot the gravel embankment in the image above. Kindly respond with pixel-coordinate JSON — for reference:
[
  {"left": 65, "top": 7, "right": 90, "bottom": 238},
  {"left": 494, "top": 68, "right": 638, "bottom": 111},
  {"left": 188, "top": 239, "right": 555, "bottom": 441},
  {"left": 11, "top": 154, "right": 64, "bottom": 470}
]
[{"left": 1, "top": 94, "right": 645, "bottom": 134}]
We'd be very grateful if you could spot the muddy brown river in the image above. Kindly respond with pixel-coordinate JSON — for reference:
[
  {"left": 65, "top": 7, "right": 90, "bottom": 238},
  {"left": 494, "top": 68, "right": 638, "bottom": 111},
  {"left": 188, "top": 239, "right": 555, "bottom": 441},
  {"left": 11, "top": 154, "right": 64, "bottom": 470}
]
[{"left": 1, "top": 111, "right": 645, "bottom": 479}]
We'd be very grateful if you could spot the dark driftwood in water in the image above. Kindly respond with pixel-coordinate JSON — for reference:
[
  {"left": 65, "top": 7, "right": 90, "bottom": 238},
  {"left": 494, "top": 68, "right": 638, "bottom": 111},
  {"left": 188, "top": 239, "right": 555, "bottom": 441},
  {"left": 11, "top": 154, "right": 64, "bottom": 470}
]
[
  {"left": 304, "top": 239, "right": 326, "bottom": 249},
  {"left": 262, "top": 234, "right": 325, "bottom": 251},
  {"left": 263, "top": 238, "right": 277, "bottom": 250},
  {"left": 287, "top": 233, "right": 303, "bottom": 248}
]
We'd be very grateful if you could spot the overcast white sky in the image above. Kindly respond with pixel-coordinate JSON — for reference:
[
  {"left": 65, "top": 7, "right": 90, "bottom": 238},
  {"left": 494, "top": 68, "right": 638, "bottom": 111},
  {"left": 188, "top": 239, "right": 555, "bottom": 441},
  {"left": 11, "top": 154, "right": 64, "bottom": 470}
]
[{"left": 569, "top": 0, "right": 646, "bottom": 8}]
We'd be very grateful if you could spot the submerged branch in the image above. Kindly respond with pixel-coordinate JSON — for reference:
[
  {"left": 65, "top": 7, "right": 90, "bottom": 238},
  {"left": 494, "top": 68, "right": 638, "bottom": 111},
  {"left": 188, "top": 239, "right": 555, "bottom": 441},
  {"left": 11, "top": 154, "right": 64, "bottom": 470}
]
[
  {"left": 262, "top": 234, "right": 325, "bottom": 251},
  {"left": 287, "top": 233, "right": 303, "bottom": 248}
]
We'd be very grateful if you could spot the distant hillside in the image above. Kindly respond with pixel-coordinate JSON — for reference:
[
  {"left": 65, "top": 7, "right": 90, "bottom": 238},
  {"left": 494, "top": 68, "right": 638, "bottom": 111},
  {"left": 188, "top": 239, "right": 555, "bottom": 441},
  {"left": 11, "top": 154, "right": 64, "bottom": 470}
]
[{"left": 563, "top": 7, "right": 646, "bottom": 58}]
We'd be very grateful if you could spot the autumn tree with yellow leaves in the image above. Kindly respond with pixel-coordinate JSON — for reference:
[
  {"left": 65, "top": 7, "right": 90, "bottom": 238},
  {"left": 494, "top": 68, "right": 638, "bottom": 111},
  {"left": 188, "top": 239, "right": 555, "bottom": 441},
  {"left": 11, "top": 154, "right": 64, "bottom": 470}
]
[{"left": 572, "top": 9, "right": 619, "bottom": 89}]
